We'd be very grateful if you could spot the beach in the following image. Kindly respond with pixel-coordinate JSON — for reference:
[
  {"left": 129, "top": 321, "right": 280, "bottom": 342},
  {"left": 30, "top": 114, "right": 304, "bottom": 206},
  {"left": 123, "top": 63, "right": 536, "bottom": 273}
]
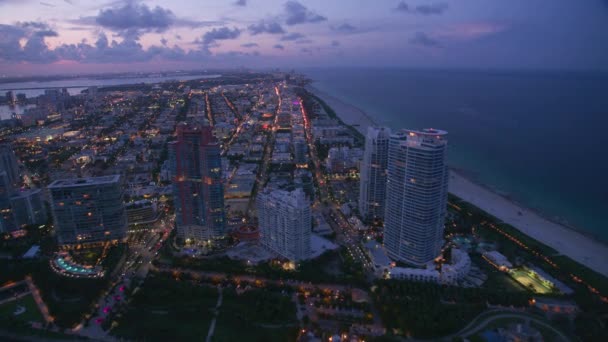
[
  {"left": 449, "top": 172, "right": 608, "bottom": 277},
  {"left": 307, "top": 86, "right": 377, "bottom": 135},
  {"left": 311, "top": 88, "right": 608, "bottom": 277}
]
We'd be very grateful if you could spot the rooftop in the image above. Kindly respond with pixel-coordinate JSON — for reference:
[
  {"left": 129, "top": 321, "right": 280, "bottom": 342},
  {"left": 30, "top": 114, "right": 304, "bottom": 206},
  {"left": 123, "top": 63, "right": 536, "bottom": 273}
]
[{"left": 48, "top": 175, "right": 121, "bottom": 188}]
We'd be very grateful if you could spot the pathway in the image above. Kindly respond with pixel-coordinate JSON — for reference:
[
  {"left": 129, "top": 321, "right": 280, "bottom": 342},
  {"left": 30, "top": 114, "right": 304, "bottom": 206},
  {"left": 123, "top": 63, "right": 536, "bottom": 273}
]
[
  {"left": 205, "top": 286, "right": 223, "bottom": 342},
  {"left": 451, "top": 309, "right": 570, "bottom": 342}
]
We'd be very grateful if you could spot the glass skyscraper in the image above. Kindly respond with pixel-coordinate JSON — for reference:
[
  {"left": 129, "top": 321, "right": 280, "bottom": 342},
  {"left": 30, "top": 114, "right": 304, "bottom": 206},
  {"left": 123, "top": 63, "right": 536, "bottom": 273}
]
[
  {"left": 384, "top": 129, "right": 449, "bottom": 267},
  {"left": 48, "top": 175, "right": 127, "bottom": 246},
  {"left": 170, "top": 123, "right": 226, "bottom": 242},
  {"left": 359, "top": 127, "right": 391, "bottom": 222}
]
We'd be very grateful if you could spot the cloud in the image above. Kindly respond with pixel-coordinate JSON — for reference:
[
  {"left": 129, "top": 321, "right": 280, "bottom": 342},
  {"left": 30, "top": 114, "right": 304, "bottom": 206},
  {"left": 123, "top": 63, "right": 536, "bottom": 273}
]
[
  {"left": 234, "top": 0, "right": 247, "bottom": 6},
  {"left": 0, "top": 23, "right": 58, "bottom": 63},
  {"left": 248, "top": 20, "right": 285, "bottom": 35},
  {"left": 199, "top": 27, "right": 241, "bottom": 47},
  {"left": 395, "top": 1, "right": 448, "bottom": 15},
  {"left": 300, "top": 47, "right": 312, "bottom": 54},
  {"left": 64, "top": 0, "right": 73, "bottom": 4},
  {"left": 294, "top": 39, "right": 312, "bottom": 44},
  {"left": 70, "top": 2, "right": 221, "bottom": 38},
  {"left": 95, "top": 2, "right": 174, "bottom": 32},
  {"left": 241, "top": 42, "right": 259, "bottom": 48},
  {"left": 331, "top": 40, "right": 340, "bottom": 47},
  {"left": 284, "top": 1, "right": 326, "bottom": 26},
  {"left": 409, "top": 32, "right": 441, "bottom": 47},
  {"left": 332, "top": 23, "right": 356, "bottom": 33},
  {"left": 273, "top": 44, "right": 285, "bottom": 50},
  {"left": 0, "top": 22, "right": 259, "bottom": 65},
  {"left": 280, "top": 32, "right": 305, "bottom": 41},
  {"left": 40, "top": 1, "right": 55, "bottom": 7}
]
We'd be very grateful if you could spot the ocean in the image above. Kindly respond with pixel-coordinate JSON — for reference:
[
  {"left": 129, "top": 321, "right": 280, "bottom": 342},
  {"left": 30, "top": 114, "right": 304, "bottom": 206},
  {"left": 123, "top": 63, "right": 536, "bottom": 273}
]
[{"left": 301, "top": 68, "right": 608, "bottom": 241}]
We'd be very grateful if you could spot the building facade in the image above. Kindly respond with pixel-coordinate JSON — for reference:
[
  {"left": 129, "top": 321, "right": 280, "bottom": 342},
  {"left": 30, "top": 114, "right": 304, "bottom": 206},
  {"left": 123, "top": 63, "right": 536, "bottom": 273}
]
[
  {"left": 170, "top": 123, "right": 226, "bottom": 242},
  {"left": 48, "top": 175, "right": 127, "bottom": 246},
  {"left": 0, "top": 143, "right": 19, "bottom": 186},
  {"left": 10, "top": 189, "right": 47, "bottom": 229},
  {"left": 384, "top": 129, "right": 449, "bottom": 267},
  {"left": 256, "top": 188, "right": 311, "bottom": 261},
  {"left": 0, "top": 171, "right": 15, "bottom": 232},
  {"left": 358, "top": 127, "right": 391, "bottom": 222}
]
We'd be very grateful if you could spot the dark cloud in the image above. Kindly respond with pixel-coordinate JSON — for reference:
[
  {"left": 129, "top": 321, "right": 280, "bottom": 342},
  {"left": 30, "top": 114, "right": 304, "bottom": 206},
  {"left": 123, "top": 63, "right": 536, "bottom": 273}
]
[
  {"left": 273, "top": 44, "right": 285, "bottom": 50},
  {"left": 409, "top": 32, "right": 441, "bottom": 47},
  {"left": 284, "top": 1, "right": 326, "bottom": 26},
  {"left": 234, "top": 0, "right": 247, "bottom": 6},
  {"left": 0, "top": 23, "right": 57, "bottom": 63},
  {"left": 17, "top": 21, "right": 51, "bottom": 30},
  {"left": 300, "top": 47, "right": 312, "bottom": 54},
  {"left": 64, "top": 0, "right": 73, "bottom": 4},
  {"left": 40, "top": 1, "right": 55, "bottom": 7},
  {"left": 95, "top": 2, "right": 174, "bottom": 32},
  {"left": 34, "top": 29, "right": 58, "bottom": 37},
  {"left": 395, "top": 1, "right": 448, "bottom": 15},
  {"left": 280, "top": 32, "right": 305, "bottom": 41},
  {"left": 175, "top": 34, "right": 182, "bottom": 40},
  {"left": 241, "top": 42, "right": 259, "bottom": 48},
  {"left": 294, "top": 39, "right": 312, "bottom": 44},
  {"left": 199, "top": 27, "right": 241, "bottom": 47},
  {"left": 331, "top": 40, "right": 340, "bottom": 47},
  {"left": 248, "top": 21, "right": 285, "bottom": 35},
  {"left": 70, "top": 2, "right": 221, "bottom": 39},
  {"left": 331, "top": 23, "right": 356, "bottom": 33},
  {"left": 160, "top": 37, "right": 168, "bottom": 46}
]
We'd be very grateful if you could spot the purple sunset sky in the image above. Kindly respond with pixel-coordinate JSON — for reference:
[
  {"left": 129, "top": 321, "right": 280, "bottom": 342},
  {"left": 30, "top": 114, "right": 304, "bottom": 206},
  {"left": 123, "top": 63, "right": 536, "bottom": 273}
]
[{"left": 0, "top": 0, "right": 607, "bottom": 75}]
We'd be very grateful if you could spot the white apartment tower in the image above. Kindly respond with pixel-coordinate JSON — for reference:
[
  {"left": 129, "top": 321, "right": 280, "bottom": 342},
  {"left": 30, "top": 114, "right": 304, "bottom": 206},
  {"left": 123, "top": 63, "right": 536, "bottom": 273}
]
[
  {"left": 384, "top": 129, "right": 449, "bottom": 267},
  {"left": 257, "top": 188, "right": 311, "bottom": 261},
  {"left": 358, "top": 127, "right": 391, "bottom": 222}
]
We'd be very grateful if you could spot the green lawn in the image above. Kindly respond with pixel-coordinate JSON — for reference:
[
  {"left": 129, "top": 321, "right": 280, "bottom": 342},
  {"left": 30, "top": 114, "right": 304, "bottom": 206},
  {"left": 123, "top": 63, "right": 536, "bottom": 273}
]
[
  {"left": 212, "top": 288, "right": 298, "bottom": 342},
  {"left": 509, "top": 268, "right": 553, "bottom": 294},
  {"left": 471, "top": 254, "right": 527, "bottom": 293},
  {"left": 0, "top": 295, "right": 44, "bottom": 323},
  {"left": 112, "top": 274, "right": 218, "bottom": 341}
]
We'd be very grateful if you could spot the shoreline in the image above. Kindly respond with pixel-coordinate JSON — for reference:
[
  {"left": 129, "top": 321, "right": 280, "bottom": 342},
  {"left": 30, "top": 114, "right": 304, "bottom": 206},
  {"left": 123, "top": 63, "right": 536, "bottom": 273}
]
[
  {"left": 306, "top": 85, "right": 377, "bottom": 136},
  {"left": 308, "top": 85, "right": 608, "bottom": 277}
]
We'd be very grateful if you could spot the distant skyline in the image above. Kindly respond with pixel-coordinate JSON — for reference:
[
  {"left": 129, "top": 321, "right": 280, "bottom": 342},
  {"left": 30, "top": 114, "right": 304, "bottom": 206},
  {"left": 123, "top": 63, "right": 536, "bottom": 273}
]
[{"left": 0, "top": 0, "right": 607, "bottom": 76}]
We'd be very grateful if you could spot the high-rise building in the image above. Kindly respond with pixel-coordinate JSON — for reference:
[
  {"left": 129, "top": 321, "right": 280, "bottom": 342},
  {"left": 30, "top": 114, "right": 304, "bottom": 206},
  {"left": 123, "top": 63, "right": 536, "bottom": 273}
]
[
  {"left": 256, "top": 188, "right": 311, "bottom": 261},
  {"left": 0, "top": 171, "right": 15, "bottom": 233},
  {"left": 48, "top": 175, "right": 127, "bottom": 246},
  {"left": 384, "top": 129, "right": 449, "bottom": 267},
  {"left": 0, "top": 143, "right": 19, "bottom": 186},
  {"left": 170, "top": 123, "right": 225, "bottom": 242},
  {"left": 358, "top": 127, "right": 391, "bottom": 222},
  {"left": 10, "top": 188, "right": 47, "bottom": 229}
]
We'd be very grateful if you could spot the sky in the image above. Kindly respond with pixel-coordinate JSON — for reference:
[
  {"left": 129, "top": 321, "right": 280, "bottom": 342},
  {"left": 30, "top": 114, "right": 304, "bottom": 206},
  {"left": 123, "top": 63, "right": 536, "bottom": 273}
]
[{"left": 0, "top": 0, "right": 607, "bottom": 76}]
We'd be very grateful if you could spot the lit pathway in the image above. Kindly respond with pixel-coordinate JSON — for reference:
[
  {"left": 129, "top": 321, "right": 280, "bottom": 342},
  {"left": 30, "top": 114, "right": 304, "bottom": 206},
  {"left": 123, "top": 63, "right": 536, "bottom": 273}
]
[
  {"left": 24, "top": 276, "right": 53, "bottom": 324},
  {"left": 205, "top": 286, "right": 223, "bottom": 342}
]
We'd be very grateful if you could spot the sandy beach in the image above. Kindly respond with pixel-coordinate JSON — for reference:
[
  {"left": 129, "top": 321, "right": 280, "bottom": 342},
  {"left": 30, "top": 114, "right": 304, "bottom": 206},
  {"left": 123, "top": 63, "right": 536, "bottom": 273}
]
[
  {"left": 310, "top": 87, "right": 608, "bottom": 277},
  {"left": 449, "top": 172, "right": 608, "bottom": 276},
  {"left": 307, "top": 86, "right": 377, "bottom": 136}
]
